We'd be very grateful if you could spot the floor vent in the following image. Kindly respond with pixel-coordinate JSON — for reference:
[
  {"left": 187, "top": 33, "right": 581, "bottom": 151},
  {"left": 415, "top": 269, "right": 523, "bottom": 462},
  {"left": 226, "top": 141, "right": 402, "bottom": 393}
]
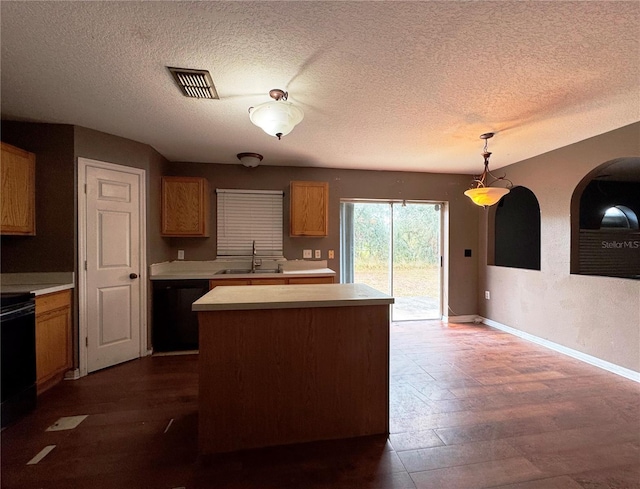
[{"left": 168, "top": 67, "right": 219, "bottom": 99}]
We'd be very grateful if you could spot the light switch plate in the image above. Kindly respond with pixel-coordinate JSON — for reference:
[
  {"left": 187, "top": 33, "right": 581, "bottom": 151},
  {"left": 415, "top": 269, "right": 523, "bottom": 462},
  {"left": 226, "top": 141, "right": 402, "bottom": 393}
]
[
  {"left": 303, "top": 249, "right": 312, "bottom": 259},
  {"left": 177, "top": 250, "right": 185, "bottom": 260},
  {"left": 328, "top": 250, "right": 335, "bottom": 259}
]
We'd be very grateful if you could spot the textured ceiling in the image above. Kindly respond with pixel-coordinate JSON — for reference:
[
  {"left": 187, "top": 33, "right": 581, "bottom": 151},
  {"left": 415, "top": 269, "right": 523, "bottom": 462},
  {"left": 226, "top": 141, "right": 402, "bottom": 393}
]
[{"left": 1, "top": 1, "right": 638, "bottom": 173}]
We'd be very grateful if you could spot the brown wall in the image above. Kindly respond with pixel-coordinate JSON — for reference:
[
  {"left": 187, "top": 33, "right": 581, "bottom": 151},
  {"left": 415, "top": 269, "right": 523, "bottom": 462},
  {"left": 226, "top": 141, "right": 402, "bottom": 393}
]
[
  {"left": 1, "top": 122, "right": 75, "bottom": 273},
  {"left": 1, "top": 123, "right": 172, "bottom": 273},
  {"left": 73, "top": 126, "right": 173, "bottom": 356},
  {"left": 165, "top": 162, "right": 479, "bottom": 316},
  {"left": 74, "top": 126, "right": 172, "bottom": 266},
  {"left": 1, "top": 121, "right": 480, "bottom": 360},
  {"left": 1, "top": 121, "right": 173, "bottom": 366}
]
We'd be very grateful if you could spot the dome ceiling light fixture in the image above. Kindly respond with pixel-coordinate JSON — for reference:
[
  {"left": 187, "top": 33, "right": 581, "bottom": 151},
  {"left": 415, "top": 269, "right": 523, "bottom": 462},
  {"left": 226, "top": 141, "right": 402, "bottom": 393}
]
[
  {"left": 248, "top": 89, "right": 304, "bottom": 140},
  {"left": 464, "top": 132, "right": 513, "bottom": 207},
  {"left": 237, "top": 152, "right": 263, "bottom": 168}
]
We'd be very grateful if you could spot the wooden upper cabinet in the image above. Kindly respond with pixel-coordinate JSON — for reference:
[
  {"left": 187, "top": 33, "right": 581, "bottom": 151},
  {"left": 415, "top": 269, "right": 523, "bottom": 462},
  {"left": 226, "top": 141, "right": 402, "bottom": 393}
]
[
  {"left": 290, "top": 181, "right": 328, "bottom": 237},
  {"left": 1, "top": 142, "right": 36, "bottom": 235},
  {"left": 161, "top": 176, "right": 210, "bottom": 237}
]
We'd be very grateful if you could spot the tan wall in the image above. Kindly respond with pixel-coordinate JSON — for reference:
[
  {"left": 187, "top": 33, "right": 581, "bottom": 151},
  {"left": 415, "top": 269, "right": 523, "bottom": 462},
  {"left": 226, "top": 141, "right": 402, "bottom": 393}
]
[
  {"left": 165, "top": 162, "right": 479, "bottom": 316},
  {"left": 478, "top": 122, "right": 640, "bottom": 372}
]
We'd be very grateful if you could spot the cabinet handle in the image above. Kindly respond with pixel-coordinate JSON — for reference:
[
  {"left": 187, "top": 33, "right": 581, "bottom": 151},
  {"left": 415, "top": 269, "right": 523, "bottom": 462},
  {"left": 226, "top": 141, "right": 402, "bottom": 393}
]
[{"left": 129, "top": 273, "right": 138, "bottom": 279}]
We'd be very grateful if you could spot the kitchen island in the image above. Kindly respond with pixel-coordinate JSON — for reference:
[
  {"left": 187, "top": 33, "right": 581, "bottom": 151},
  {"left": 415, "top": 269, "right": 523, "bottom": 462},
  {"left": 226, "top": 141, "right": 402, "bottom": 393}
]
[{"left": 193, "top": 283, "right": 394, "bottom": 455}]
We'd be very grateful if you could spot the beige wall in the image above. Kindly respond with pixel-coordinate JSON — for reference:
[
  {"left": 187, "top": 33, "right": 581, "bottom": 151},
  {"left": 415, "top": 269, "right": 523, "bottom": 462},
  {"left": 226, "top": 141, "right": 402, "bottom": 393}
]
[
  {"left": 165, "top": 162, "right": 479, "bottom": 316},
  {"left": 478, "top": 122, "right": 640, "bottom": 372}
]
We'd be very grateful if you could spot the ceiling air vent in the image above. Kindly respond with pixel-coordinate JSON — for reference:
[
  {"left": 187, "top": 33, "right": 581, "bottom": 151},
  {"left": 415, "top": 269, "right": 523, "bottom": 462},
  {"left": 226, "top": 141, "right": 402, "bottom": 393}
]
[{"left": 168, "top": 67, "right": 219, "bottom": 99}]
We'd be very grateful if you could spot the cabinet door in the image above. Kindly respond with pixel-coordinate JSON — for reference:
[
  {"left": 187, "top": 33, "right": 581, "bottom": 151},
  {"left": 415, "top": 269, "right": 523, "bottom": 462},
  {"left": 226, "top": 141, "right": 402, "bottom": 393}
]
[
  {"left": 161, "top": 176, "right": 210, "bottom": 237},
  {"left": 35, "top": 290, "right": 72, "bottom": 393},
  {"left": 290, "top": 181, "right": 328, "bottom": 237},
  {"left": 287, "top": 276, "right": 334, "bottom": 285},
  {"left": 250, "top": 278, "right": 287, "bottom": 285},
  {"left": 209, "top": 279, "right": 250, "bottom": 289},
  {"left": 1, "top": 142, "right": 36, "bottom": 235}
]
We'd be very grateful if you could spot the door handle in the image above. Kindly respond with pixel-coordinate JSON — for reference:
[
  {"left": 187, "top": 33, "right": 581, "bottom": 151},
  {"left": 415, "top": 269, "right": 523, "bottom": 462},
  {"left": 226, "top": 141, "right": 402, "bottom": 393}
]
[{"left": 129, "top": 273, "right": 138, "bottom": 279}]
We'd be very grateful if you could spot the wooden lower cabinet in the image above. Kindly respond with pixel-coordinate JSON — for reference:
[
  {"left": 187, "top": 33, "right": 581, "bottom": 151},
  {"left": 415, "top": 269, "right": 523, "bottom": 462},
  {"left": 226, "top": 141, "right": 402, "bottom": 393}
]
[
  {"left": 287, "top": 276, "right": 334, "bottom": 285},
  {"left": 35, "top": 290, "right": 72, "bottom": 394},
  {"left": 209, "top": 275, "right": 334, "bottom": 290}
]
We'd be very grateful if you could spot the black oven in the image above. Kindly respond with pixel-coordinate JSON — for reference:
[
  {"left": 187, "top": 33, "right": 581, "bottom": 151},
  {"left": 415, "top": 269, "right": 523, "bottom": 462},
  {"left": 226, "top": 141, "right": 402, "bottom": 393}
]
[{"left": 1, "top": 292, "right": 37, "bottom": 428}]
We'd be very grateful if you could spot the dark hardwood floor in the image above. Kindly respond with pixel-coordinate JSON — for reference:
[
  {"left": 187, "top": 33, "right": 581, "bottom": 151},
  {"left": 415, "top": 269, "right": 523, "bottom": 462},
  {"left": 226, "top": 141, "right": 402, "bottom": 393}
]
[{"left": 2, "top": 321, "right": 639, "bottom": 488}]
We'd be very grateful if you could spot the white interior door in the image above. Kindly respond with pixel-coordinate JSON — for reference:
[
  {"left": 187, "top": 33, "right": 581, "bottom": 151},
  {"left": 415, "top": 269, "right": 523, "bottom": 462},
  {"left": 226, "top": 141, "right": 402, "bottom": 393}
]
[{"left": 79, "top": 159, "right": 146, "bottom": 373}]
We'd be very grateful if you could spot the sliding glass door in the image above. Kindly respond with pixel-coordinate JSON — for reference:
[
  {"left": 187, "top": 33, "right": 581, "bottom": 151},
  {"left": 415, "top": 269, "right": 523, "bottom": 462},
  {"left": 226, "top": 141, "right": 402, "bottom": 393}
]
[{"left": 341, "top": 200, "right": 442, "bottom": 320}]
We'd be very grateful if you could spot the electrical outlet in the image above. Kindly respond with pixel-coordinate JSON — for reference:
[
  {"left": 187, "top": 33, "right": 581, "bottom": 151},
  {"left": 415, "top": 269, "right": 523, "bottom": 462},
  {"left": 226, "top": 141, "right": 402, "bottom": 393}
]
[
  {"left": 485, "top": 291, "right": 490, "bottom": 300},
  {"left": 328, "top": 250, "right": 335, "bottom": 259},
  {"left": 314, "top": 250, "right": 321, "bottom": 259},
  {"left": 177, "top": 250, "right": 185, "bottom": 260},
  {"left": 303, "top": 249, "right": 312, "bottom": 259}
]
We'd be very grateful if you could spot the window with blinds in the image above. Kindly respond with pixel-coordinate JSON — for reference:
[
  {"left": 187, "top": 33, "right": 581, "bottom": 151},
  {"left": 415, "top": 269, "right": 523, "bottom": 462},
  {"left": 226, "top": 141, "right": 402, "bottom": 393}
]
[{"left": 216, "top": 189, "right": 284, "bottom": 257}]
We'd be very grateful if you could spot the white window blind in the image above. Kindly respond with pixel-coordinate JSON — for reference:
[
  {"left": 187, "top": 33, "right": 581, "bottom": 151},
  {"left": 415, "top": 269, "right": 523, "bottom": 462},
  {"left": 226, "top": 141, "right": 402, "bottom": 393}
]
[{"left": 216, "top": 189, "right": 284, "bottom": 257}]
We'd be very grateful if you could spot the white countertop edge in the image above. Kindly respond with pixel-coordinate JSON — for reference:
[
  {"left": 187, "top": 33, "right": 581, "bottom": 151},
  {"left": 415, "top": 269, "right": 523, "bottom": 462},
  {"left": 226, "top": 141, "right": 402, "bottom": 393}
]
[
  {"left": 192, "top": 283, "right": 394, "bottom": 312},
  {"left": 151, "top": 268, "right": 336, "bottom": 280},
  {"left": 150, "top": 259, "right": 330, "bottom": 277},
  {"left": 1, "top": 283, "right": 74, "bottom": 296},
  {"left": 193, "top": 297, "right": 394, "bottom": 312}
]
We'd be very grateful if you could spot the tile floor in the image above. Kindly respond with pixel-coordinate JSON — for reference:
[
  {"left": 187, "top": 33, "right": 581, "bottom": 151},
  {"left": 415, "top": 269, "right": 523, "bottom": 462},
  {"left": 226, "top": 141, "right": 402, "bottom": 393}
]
[{"left": 2, "top": 320, "right": 639, "bottom": 488}]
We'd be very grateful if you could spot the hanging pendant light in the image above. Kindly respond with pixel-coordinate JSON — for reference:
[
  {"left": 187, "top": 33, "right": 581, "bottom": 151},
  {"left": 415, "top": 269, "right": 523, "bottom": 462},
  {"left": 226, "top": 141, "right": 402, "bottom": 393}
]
[
  {"left": 464, "top": 132, "right": 512, "bottom": 207},
  {"left": 248, "top": 89, "right": 304, "bottom": 140}
]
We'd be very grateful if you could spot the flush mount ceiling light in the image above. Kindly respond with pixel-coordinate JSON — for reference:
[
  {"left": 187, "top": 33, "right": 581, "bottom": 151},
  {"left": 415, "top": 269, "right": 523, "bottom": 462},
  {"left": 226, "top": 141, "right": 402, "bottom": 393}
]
[
  {"left": 464, "top": 133, "right": 512, "bottom": 207},
  {"left": 237, "top": 152, "right": 263, "bottom": 168},
  {"left": 248, "top": 89, "right": 304, "bottom": 140}
]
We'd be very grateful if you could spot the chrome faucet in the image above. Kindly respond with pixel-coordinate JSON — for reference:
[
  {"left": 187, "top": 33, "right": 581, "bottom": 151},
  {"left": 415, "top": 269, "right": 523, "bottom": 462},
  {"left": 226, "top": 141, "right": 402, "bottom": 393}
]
[{"left": 251, "top": 240, "right": 257, "bottom": 272}]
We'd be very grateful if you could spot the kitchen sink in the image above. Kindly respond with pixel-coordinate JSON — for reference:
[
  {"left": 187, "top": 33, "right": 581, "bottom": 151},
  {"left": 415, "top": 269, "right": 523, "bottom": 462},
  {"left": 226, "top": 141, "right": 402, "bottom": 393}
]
[{"left": 215, "top": 268, "right": 281, "bottom": 275}]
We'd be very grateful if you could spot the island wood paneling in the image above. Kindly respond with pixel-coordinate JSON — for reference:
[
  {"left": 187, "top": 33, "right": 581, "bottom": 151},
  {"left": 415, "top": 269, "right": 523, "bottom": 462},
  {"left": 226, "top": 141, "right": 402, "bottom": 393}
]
[{"left": 198, "top": 304, "right": 389, "bottom": 454}]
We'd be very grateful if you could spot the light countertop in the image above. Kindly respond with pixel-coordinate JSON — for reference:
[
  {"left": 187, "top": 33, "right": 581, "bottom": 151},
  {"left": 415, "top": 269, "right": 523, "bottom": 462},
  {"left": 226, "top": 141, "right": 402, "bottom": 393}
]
[
  {"left": 193, "top": 283, "right": 393, "bottom": 312},
  {"left": 150, "top": 259, "right": 335, "bottom": 280},
  {"left": 1, "top": 272, "right": 75, "bottom": 296}
]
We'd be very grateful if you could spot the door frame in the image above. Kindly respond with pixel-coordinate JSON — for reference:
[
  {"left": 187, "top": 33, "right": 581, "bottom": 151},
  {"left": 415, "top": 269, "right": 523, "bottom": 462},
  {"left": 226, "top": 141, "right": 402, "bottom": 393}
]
[
  {"left": 77, "top": 157, "right": 148, "bottom": 377},
  {"left": 339, "top": 198, "right": 446, "bottom": 321}
]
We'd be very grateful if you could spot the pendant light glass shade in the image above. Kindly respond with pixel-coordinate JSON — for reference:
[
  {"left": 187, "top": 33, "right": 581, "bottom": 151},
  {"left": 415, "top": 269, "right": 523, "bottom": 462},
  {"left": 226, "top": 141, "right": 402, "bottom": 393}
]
[
  {"left": 249, "top": 89, "right": 304, "bottom": 140},
  {"left": 464, "top": 187, "right": 510, "bottom": 207},
  {"left": 465, "top": 132, "right": 512, "bottom": 207}
]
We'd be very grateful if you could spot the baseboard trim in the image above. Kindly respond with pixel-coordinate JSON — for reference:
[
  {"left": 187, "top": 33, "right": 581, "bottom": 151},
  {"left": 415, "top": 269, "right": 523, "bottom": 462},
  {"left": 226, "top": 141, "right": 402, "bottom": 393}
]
[
  {"left": 480, "top": 317, "right": 640, "bottom": 383},
  {"left": 442, "top": 314, "right": 479, "bottom": 323},
  {"left": 63, "top": 369, "right": 81, "bottom": 381}
]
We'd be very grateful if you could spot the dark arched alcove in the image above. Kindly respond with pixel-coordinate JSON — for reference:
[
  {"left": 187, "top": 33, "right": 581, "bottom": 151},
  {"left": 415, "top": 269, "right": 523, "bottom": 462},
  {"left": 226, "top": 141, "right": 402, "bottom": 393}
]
[
  {"left": 571, "top": 157, "right": 640, "bottom": 278},
  {"left": 493, "top": 186, "right": 541, "bottom": 270}
]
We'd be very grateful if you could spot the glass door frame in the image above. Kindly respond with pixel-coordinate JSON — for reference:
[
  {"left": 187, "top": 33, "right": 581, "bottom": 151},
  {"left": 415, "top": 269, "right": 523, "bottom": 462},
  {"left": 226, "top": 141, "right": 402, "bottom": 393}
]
[{"left": 340, "top": 198, "right": 445, "bottom": 321}]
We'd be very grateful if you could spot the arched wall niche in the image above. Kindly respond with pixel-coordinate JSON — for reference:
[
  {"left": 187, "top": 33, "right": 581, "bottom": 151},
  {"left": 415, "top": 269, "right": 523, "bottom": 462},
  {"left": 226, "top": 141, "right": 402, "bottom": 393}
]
[
  {"left": 487, "top": 186, "right": 541, "bottom": 270},
  {"left": 570, "top": 157, "right": 640, "bottom": 278}
]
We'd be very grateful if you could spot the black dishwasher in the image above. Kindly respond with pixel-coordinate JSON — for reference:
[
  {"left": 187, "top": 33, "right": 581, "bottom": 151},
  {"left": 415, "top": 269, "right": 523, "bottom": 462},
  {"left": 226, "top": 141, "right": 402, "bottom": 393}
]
[
  {"left": 1, "top": 293, "right": 37, "bottom": 427},
  {"left": 152, "top": 280, "right": 209, "bottom": 352}
]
